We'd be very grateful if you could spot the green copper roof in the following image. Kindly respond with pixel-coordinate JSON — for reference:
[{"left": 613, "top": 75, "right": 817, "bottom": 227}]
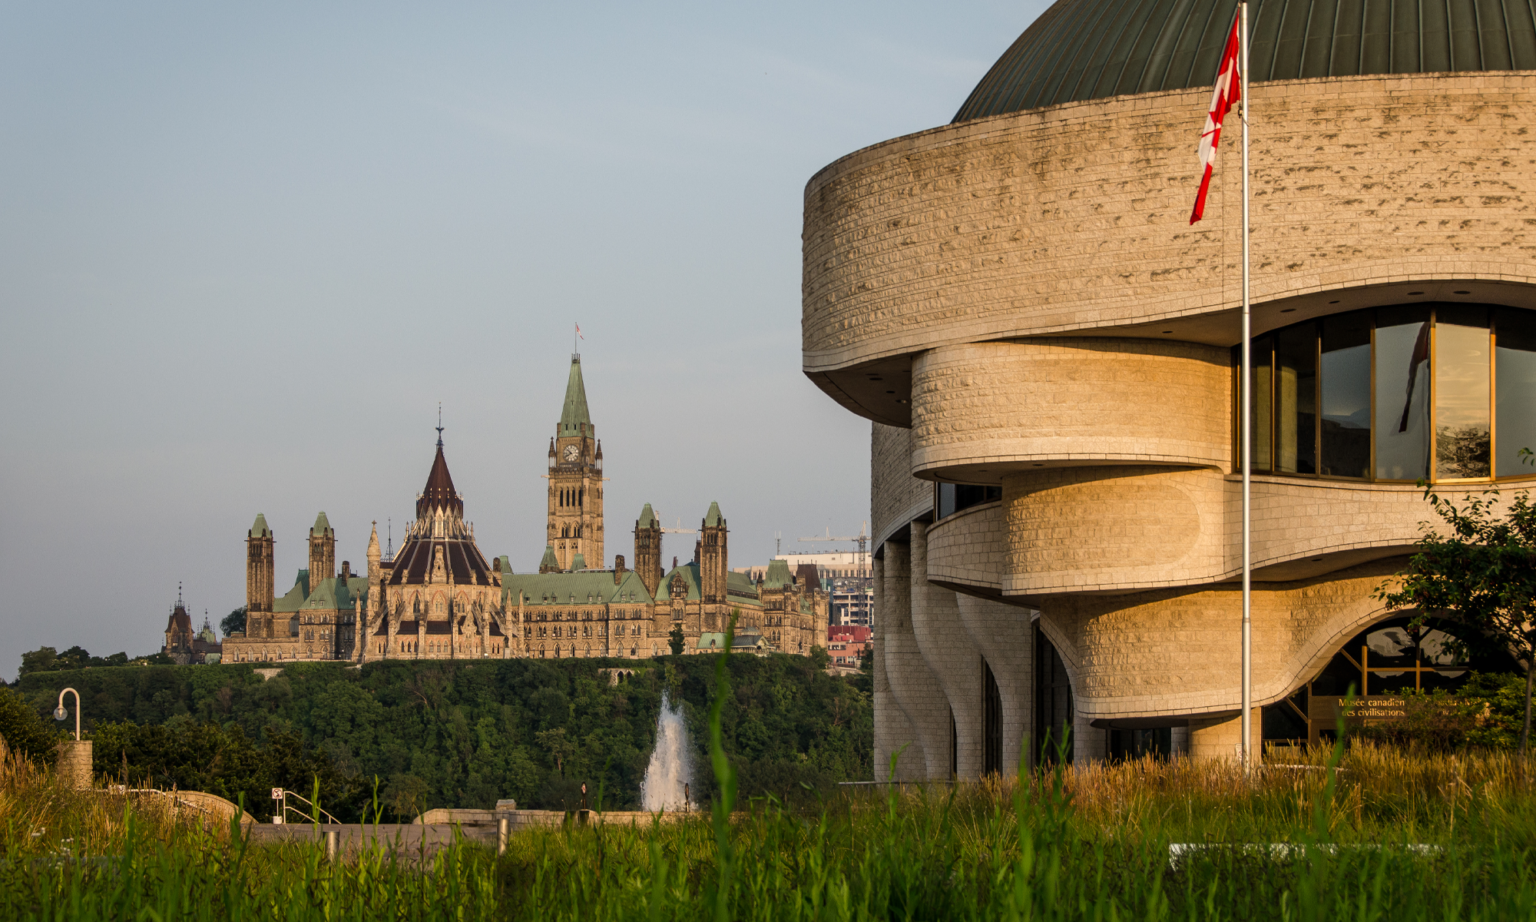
[
  {"left": 703, "top": 502, "right": 724, "bottom": 528},
  {"left": 558, "top": 356, "right": 592, "bottom": 437},
  {"left": 661, "top": 563, "right": 702, "bottom": 601},
  {"left": 539, "top": 546, "right": 560, "bottom": 572},
  {"left": 250, "top": 514, "right": 271, "bottom": 539},
  {"left": 273, "top": 569, "right": 312, "bottom": 613},
  {"left": 637, "top": 504, "right": 657, "bottom": 528},
  {"left": 503, "top": 569, "right": 655, "bottom": 606},
  {"left": 571, "top": 552, "right": 588, "bottom": 571},
  {"left": 304, "top": 576, "right": 369, "bottom": 611},
  {"left": 763, "top": 559, "right": 794, "bottom": 589},
  {"left": 498, "top": 555, "right": 512, "bottom": 576},
  {"left": 954, "top": 0, "right": 1536, "bottom": 123},
  {"left": 726, "top": 571, "right": 758, "bottom": 600},
  {"left": 655, "top": 564, "right": 761, "bottom": 604},
  {"left": 311, "top": 511, "right": 332, "bottom": 536}
]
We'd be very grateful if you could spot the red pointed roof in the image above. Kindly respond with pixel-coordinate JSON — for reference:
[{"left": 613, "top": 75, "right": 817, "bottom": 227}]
[{"left": 417, "top": 439, "right": 463, "bottom": 518}]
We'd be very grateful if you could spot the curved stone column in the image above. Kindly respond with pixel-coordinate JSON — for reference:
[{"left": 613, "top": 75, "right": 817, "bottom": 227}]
[
  {"left": 954, "top": 595, "right": 1033, "bottom": 776},
  {"left": 870, "top": 556, "right": 920, "bottom": 780},
  {"left": 879, "top": 540, "right": 941, "bottom": 781},
  {"left": 1189, "top": 711, "right": 1261, "bottom": 762},
  {"left": 910, "top": 524, "right": 985, "bottom": 779}
]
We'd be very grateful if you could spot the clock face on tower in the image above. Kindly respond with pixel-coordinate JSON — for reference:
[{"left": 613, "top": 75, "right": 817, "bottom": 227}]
[{"left": 563, "top": 445, "right": 580, "bottom": 463}]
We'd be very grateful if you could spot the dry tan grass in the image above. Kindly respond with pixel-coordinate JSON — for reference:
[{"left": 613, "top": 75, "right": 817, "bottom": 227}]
[{"left": 0, "top": 750, "right": 229, "bottom": 858}]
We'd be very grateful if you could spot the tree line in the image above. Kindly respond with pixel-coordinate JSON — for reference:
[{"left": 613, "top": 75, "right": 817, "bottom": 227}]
[{"left": 4, "top": 652, "right": 872, "bottom": 821}]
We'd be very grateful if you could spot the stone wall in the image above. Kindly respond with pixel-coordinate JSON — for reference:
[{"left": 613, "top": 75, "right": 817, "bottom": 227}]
[
  {"left": 911, "top": 340, "right": 1232, "bottom": 479},
  {"left": 804, "top": 72, "right": 1536, "bottom": 375}
]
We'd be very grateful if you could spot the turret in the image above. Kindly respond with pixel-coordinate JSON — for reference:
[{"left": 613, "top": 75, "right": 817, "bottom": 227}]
[
  {"left": 699, "top": 502, "right": 727, "bottom": 605},
  {"left": 634, "top": 503, "right": 662, "bottom": 598},
  {"left": 366, "top": 521, "right": 381, "bottom": 579},
  {"left": 309, "top": 512, "right": 336, "bottom": 585},
  {"left": 539, "top": 545, "right": 560, "bottom": 574},
  {"left": 246, "top": 514, "right": 275, "bottom": 633}
]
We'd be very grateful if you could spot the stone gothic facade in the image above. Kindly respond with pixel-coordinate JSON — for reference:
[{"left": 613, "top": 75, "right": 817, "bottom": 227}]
[{"left": 221, "top": 354, "right": 828, "bottom": 664}]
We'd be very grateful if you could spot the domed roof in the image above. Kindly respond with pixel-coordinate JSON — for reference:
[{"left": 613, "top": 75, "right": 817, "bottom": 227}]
[{"left": 954, "top": 0, "right": 1536, "bottom": 122}]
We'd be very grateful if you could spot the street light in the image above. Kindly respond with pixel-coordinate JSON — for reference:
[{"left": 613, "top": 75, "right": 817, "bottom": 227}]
[{"left": 54, "top": 687, "right": 81, "bottom": 741}]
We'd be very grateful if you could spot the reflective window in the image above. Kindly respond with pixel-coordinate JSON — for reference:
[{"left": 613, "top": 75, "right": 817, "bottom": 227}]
[
  {"left": 935, "top": 483, "right": 1001, "bottom": 520},
  {"left": 1243, "top": 304, "right": 1536, "bottom": 484},
  {"left": 1275, "top": 324, "right": 1317, "bottom": 474},
  {"left": 1321, "top": 313, "right": 1371, "bottom": 478},
  {"left": 1374, "top": 307, "right": 1431, "bottom": 480},
  {"left": 1434, "top": 306, "right": 1490, "bottom": 479},
  {"left": 1497, "top": 309, "right": 1536, "bottom": 478}
]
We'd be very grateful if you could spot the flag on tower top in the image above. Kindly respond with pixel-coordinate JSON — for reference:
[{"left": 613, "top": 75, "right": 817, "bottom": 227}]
[
  {"left": 576, "top": 323, "right": 583, "bottom": 340},
  {"left": 1189, "top": 14, "right": 1242, "bottom": 225}
]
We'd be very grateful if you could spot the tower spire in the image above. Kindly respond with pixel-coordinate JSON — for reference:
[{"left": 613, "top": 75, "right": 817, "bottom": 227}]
[{"left": 437, "top": 403, "right": 444, "bottom": 447}]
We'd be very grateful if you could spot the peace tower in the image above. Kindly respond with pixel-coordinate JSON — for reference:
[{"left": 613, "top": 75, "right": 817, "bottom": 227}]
[{"left": 546, "top": 354, "right": 604, "bottom": 571}]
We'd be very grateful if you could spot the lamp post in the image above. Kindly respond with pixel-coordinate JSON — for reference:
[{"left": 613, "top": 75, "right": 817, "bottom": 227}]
[{"left": 53, "top": 688, "right": 91, "bottom": 789}]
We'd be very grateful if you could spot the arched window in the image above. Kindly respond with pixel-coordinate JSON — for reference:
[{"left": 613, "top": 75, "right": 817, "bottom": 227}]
[{"left": 1244, "top": 305, "right": 1536, "bottom": 482}]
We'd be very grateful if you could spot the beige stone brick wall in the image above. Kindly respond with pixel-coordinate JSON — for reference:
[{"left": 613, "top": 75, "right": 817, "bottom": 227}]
[
  {"left": 1189, "top": 711, "right": 1263, "bottom": 763},
  {"left": 872, "top": 421, "right": 931, "bottom": 551},
  {"left": 1002, "top": 466, "right": 1228, "bottom": 595},
  {"left": 804, "top": 72, "right": 1536, "bottom": 375},
  {"left": 926, "top": 501, "right": 1006, "bottom": 594},
  {"left": 997, "top": 467, "right": 1516, "bottom": 597},
  {"left": 911, "top": 340, "right": 1231, "bottom": 478},
  {"left": 1038, "top": 557, "right": 1410, "bottom": 722}
]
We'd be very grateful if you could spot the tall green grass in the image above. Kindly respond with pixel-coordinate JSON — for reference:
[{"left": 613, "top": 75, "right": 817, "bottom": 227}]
[{"left": 5, "top": 744, "right": 1536, "bottom": 920}]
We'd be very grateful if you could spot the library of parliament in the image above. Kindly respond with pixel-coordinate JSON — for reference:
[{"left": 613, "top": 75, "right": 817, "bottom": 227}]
[{"left": 221, "top": 354, "right": 827, "bottom": 664}]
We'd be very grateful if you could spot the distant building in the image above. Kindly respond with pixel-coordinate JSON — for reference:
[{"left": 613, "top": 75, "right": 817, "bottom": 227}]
[
  {"left": 737, "top": 550, "right": 872, "bottom": 628},
  {"left": 826, "top": 624, "right": 871, "bottom": 673},
  {"left": 223, "top": 353, "right": 828, "bottom": 664},
  {"left": 161, "top": 590, "right": 222, "bottom": 665}
]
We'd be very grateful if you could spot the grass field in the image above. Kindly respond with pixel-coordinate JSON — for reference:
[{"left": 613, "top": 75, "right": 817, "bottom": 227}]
[{"left": 6, "top": 738, "right": 1536, "bottom": 921}]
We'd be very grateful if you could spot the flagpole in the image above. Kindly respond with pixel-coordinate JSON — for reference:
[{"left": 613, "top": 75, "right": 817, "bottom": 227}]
[{"left": 1239, "top": 0, "right": 1253, "bottom": 772}]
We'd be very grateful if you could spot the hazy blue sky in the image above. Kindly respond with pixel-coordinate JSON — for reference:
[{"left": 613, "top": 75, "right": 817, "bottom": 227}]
[{"left": 0, "top": 1, "right": 1049, "bottom": 677}]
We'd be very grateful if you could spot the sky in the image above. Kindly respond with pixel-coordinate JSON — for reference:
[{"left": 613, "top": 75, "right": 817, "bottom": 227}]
[{"left": 0, "top": 0, "right": 1050, "bottom": 678}]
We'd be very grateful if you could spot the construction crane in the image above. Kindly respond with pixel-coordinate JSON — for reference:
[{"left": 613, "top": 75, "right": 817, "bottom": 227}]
[
  {"left": 798, "top": 523, "right": 870, "bottom": 576},
  {"left": 661, "top": 517, "right": 695, "bottom": 536},
  {"left": 657, "top": 517, "right": 697, "bottom": 569}
]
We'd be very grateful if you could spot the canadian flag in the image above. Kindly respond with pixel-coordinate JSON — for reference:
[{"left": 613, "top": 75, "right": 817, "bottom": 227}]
[{"left": 1189, "top": 15, "right": 1242, "bottom": 225}]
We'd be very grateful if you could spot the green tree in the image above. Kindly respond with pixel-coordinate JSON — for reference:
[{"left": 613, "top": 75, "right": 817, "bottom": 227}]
[
  {"left": 535, "top": 728, "right": 576, "bottom": 777},
  {"left": 55, "top": 646, "right": 93, "bottom": 670},
  {"left": 1376, "top": 487, "right": 1536, "bottom": 754},
  {"left": 383, "top": 773, "right": 430, "bottom": 820},
  {"left": 221, "top": 607, "right": 248, "bottom": 636},
  {"left": 0, "top": 688, "right": 59, "bottom": 765},
  {"left": 18, "top": 646, "right": 58, "bottom": 677},
  {"left": 668, "top": 622, "right": 686, "bottom": 656}
]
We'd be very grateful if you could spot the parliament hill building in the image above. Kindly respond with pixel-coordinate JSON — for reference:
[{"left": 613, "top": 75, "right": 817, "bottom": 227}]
[
  {"left": 803, "top": 0, "right": 1536, "bottom": 774},
  {"left": 222, "top": 354, "right": 828, "bottom": 664}
]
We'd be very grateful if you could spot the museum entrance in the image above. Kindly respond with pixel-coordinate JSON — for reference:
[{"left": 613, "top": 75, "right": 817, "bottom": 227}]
[{"left": 1264, "top": 614, "right": 1520, "bottom": 747}]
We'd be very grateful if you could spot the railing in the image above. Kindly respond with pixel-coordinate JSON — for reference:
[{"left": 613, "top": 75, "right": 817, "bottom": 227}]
[{"left": 270, "top": 787, "right": 342, "bottom": 825}]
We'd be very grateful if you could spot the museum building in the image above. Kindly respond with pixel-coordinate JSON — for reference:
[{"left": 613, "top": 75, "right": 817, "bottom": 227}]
[{"left": 801, "top": 0, "right": 1536, "bottom": 775}]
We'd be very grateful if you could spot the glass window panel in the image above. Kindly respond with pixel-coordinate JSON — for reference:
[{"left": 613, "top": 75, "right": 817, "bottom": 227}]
[
  {"left": 1434, "top": 306, "right": 1490, "bottom": 479},
  {"left": 1320, "top": 311, "right": 1371, "bottom": 477},
  {"left": 936, "top": 483, "right": 957, "bottom": 519},
  {"left": 1496, "top": 309, "right": 1536, "bottom": 478},
  {"left": 1374, "top": 306, "right": 1432, "bottom": 480},
  {"left": 1248, "top": 336, "right": 1272, "bottom": 471},
  {"left": 1275, "top": 324, "right": 1317, "bottom": 474}
]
